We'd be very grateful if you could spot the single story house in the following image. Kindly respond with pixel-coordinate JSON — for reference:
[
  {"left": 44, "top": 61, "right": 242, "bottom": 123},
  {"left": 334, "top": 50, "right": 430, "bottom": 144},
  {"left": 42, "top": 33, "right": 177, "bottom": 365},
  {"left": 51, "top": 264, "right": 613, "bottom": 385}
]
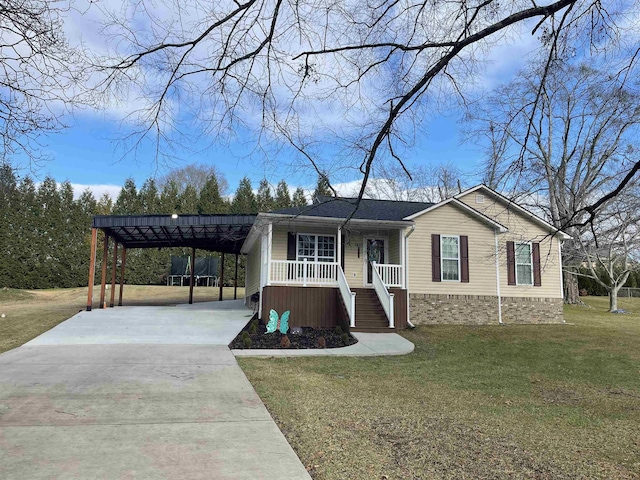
[{"left": 241, "top": 184, "right": 570, "bottom": 331}]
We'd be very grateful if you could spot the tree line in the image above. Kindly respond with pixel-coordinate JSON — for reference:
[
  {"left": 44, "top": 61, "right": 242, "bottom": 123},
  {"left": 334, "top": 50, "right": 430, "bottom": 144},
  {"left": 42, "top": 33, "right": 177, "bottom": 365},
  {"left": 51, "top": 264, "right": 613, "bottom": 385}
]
[{"left": 0, "top": 164, "right": 311, "bottom": 289}]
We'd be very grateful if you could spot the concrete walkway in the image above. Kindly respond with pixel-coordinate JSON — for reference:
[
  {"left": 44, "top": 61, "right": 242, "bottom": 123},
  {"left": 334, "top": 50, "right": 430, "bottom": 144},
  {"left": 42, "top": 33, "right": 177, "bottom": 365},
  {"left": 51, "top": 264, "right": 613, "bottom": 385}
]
[
  {"left": 233, "top": 332, "right": 415, "bottom": 357},
  {"left": 0, "top": 302, "right": 311, "bottom": 479}
]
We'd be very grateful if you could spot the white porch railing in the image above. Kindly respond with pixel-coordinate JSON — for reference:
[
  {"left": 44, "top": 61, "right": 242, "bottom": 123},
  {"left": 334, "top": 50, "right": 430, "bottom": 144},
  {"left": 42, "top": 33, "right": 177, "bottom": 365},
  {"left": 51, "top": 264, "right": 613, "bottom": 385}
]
[
  {"left": 270, "top": 260, "right": 338, "bottom": 286},
  {"left": 374, "top": 263, "right": 404, "bottom": 288},
  {"left": 337, "top": 267, "right": 356, "bottom": 328},
  {"left": 371, "top": 261, "right": 395, "bottom": 328}
]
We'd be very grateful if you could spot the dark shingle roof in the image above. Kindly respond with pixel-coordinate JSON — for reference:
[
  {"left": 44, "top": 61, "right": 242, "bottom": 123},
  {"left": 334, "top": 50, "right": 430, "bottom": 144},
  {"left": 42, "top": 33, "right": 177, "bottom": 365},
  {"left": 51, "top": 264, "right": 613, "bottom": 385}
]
[{"left": 271, "top": 196, "right": 433, "bottom": 221}]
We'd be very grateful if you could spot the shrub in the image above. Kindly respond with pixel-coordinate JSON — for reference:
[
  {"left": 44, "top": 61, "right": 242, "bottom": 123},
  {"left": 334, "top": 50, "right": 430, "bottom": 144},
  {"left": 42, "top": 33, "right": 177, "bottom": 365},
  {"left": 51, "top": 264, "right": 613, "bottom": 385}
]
[
  {"left": 341, "top": 333, "right": 349, "bottom": 345},
  {"left": 280, "top": 335, "right": 291, "bottom": 348},
  {"left": 242, "top": 336, "right": 251, "bottom": 348},
  {"left": 334, "top": 326, "right": 343, "bottom": 335},
  {"left": 249, "top": 321, "right": 258, "bottom": 334},
  {"left": 317, "top": 336, "right": 326, "bottom": 348}
]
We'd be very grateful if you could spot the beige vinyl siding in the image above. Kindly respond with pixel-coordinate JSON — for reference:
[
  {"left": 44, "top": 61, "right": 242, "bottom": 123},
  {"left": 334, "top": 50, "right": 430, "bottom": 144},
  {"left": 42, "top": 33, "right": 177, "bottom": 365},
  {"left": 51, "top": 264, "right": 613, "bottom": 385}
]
[
  {"left": 343, "top": 232, "right": 363, "bottom": 289},
  {"left": 245, "top": 238, "right": 261, "bottom": 296},
  {"left": 408, "top": 203, "right": 498, "bottom": 296},
  {"left": 388, "top": 230, "right": 400, "bottom": 264},
  {"left": 457, "top": 192, "right": 563, "bottom": 298}
]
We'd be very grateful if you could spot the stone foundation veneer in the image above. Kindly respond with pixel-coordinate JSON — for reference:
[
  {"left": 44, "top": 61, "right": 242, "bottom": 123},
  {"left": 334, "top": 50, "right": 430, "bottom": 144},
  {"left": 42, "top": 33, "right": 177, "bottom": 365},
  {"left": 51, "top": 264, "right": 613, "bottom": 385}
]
[{"left": 409, "top": 294, "right": 564, "bottom": 325}]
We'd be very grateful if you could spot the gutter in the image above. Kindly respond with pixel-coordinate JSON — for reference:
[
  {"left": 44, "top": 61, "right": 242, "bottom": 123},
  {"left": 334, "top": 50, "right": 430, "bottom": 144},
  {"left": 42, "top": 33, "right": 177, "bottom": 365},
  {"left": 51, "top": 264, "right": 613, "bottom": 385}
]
[
  {"left": 404, "top": 225, "right": 416, "bottom": 328},
  {"left": 494, "top": 230, "right": 503, "bottom": 324}
]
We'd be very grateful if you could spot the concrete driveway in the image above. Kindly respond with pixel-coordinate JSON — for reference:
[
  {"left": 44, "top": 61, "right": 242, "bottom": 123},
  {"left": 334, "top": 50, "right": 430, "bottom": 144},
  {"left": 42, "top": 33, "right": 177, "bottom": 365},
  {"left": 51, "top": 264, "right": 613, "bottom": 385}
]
[{"left": 0, "top": 301, "right": 311, "bottom": 479}]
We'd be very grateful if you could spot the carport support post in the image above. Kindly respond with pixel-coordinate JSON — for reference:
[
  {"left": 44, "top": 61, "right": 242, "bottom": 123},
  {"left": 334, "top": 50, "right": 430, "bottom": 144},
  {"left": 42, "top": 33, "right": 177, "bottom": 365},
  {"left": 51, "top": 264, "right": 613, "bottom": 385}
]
[
  {"left": 189, "top": 247, "right": 196, "bottom": 304},
  {"left": 234, "top": 254, "right": 239, "bottom": 300},
  {"left": 109, "top": 242, "right": 118, "bottom": 307},
  {"left": 219, "top": 252, "right": 225, "bottom": 301},
  {"left": 99, "top": 234, "right": 109, "bottom": 309},
  {"left": 118, "top": 247, "right": 126, "bottom": 306},
  {"left": 86, "top": 227, "right": 98, "bottom": 311}
]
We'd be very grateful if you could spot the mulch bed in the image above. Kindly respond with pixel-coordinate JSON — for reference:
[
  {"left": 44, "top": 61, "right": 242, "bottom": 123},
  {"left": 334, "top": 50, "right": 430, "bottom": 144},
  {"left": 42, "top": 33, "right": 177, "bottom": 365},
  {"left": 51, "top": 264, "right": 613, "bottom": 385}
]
[{"left": 229, "top": 320, "right": 358, "bottom": 349}]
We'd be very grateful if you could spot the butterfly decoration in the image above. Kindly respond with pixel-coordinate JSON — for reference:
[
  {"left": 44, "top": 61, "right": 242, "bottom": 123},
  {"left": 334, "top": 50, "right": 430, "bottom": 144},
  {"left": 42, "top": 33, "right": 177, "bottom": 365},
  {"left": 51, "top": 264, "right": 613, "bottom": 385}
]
[{"left": 267, "top": 309, "right": 290, "bottom": 334}]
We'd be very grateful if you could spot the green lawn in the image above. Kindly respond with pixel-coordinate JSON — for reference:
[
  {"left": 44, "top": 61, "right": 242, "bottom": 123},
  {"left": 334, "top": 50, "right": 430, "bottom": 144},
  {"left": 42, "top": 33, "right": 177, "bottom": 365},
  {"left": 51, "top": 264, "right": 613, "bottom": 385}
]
[{"left": 238, "top": 296, "right": 640, "bottom": 479}]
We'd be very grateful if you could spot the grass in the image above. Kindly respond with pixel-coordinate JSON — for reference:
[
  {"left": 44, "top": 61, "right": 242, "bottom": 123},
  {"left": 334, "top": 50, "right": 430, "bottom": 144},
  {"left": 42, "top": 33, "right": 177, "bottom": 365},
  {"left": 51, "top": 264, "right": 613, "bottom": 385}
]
[
  {"left": 238, "top": 296, "right": 640, "bottom": 479},
  {"left": 0, "top": 285, "right": 244, "bottom": 354}
]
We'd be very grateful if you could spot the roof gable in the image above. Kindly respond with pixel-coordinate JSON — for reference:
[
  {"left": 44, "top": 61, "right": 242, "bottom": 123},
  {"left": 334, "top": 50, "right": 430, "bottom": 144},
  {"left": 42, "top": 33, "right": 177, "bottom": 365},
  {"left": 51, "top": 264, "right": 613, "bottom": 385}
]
[
  {"left": 454, "top": 185, "right": 571, "bottom": 240},
  {"left": 403, "top": 197, "right": 508, "bottom": 231}
]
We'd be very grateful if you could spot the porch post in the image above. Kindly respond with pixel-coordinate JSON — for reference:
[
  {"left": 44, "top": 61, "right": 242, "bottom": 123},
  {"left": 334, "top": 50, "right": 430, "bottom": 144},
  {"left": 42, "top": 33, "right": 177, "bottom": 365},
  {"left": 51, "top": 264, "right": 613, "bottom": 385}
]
[
  {"left": 219, "top": 252, "right": 225, "bottom": 301},
  {"left": 266, "top": 223, "right": 272, "bottom": 286},
  {"left": 99, "top": 233, "right": 109, "bottom": 309},
  {"left": 337, "top": 227, "right": 342, "bottom": 269},
  {"left": 189, "top": 247, "right": 196, "bottom": 304},
  {"left": 86, "top": 227, "right": 98, "bottom": 311},
  {"left": 399, "top": 229, "right": 406, "bottom": 288},
  {"left": 233, "top": 253, "right": 239, "bottom": 300},
  {"left": 109, "top": 242, "right": 118, "bottom": 307},
  {"left": 118, "top": 246, "right": 126, "bottom": 306}
]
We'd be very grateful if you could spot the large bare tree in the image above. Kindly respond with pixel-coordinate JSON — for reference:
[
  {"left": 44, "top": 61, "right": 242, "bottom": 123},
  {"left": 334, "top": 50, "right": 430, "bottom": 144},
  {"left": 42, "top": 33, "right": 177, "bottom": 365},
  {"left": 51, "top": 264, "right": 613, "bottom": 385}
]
[
  {"left": 0, "top": 0, "right": 85, "bottom": 167},
  {"left": 468, "top": 60, "right": 640, "bottom": 303},
  {"left": 92, "top": 1, "right": 639, "bottom": 213},
  {"left": 578, "top": 203, "right": 640, "bottom": 312}
]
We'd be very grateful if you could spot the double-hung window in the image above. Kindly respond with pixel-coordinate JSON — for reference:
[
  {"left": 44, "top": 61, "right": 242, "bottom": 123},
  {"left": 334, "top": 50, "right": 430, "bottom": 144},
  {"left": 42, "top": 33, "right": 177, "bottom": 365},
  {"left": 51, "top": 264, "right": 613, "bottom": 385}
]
[
  {"left": 297, "top": 234, "right": 335, "bottom": 262},
  {"left": 441, "top": 235, "right": 460, "bottom": 281},
  {"left": 515, "top": 243, "right": 533, "bottom": 285}
]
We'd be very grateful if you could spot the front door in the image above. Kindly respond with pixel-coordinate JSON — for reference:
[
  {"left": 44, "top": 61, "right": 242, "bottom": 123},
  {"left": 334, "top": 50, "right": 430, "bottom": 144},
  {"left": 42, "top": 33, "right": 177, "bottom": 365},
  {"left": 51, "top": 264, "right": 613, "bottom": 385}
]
[{"left": 365, "top": 238, "right": 386, "bottom": 285}]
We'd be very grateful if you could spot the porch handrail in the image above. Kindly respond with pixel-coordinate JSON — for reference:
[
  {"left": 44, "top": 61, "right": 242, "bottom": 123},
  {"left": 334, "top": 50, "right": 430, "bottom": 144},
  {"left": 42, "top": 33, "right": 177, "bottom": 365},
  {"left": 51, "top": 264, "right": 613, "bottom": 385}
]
[
  {"left": 337, "top": 266, "right": 356, "bottom": 328},
  {"left": 374, "top": 263, "right": 403, "bottom": 288},
  {"left": 371, "top": 261, "right": 395, "bottom": 328},
  {"left": 270, "top": 259, "right": 338, "bottom": 286}
]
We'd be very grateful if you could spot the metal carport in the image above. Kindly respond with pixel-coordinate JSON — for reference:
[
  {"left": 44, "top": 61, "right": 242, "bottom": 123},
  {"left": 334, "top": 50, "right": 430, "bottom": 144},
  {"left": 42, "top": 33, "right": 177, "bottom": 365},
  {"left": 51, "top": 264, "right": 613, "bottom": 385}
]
[{"left": 87, "top": 214, "right": 257, "bottom": 311}]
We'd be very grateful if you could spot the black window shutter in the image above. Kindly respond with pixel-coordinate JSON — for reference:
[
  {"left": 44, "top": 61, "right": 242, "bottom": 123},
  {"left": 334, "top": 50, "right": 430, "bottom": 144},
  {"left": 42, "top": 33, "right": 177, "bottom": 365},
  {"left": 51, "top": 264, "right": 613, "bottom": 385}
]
[
  {"left": 432, "top": 234, "right": 441, "bottom": 282},
  {"left": 287, "top": 233, "right": 296, "bottom": 260},
  {"left": 507, "top": 241, "right": 516, "bottom": 285},
  {"left": 460, "top": 235, "right": 469, "bottom": 283},
  {"left": 341, "top": 235, "right": 345, "bottom": 270},
  {"left": 532, "top": 242, "right": 542, "bottom": 287}
]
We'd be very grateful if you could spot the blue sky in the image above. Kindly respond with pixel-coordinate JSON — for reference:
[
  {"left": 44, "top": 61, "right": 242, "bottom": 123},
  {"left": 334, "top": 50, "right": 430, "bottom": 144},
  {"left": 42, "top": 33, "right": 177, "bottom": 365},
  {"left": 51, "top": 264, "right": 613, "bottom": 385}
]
[
  {"left": 29, "top": 109, "right": 481, "bottom": 199},
  {"left": 11, "top": 2, "right": 547, "bottom": 200}
]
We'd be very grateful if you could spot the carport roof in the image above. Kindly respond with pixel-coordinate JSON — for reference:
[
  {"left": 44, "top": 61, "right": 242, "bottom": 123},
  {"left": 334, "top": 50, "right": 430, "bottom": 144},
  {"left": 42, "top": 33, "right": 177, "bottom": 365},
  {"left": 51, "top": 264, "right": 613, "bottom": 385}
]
[{"left": 92, "top": 214, "right": 257, "bottom": 254}]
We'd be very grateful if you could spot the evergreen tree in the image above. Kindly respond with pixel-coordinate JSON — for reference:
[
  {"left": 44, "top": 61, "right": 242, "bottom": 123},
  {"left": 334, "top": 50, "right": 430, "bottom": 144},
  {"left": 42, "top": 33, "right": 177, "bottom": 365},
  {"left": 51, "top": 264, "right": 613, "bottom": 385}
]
[
  {"left": 198, "top": 174, "right": 227, "bottom": 214},
  {"left": 274, "top": 180, "right": 291, "bottom": 209},
  {"left": 292, "top": 187, "right": 308, "bottom": 207},
  {"left": 312, "top": 173, "right": 332, "bottom": 203},
  {"left": 256, "top": 179, "right": 274, "bottom": 212},
  {"left": 159, "top": 179, "right": 181, "bottom": 214},
  {"left": 96, "top": 193, "right": 113, "bottom": 215},
  {"left": 113, "top": 178, "right": 141, "bottom": 214},
  {"left": 138, "top": 179, "right": 160, "bottom": 213},
  {"left": 179, "top": 184, "right": 198, "bottom": 213},
  {"left": 0, "top": 165, "right": 18, "bottom": 287},
  {"left": 36, "top": 177, "right": 63, "bottom": 287},
  {"left": 16, "top": 176, "right": 39, "bottom": 288},
  {"left": 231, "top": 177, "right": 257, "bottom": 213}
]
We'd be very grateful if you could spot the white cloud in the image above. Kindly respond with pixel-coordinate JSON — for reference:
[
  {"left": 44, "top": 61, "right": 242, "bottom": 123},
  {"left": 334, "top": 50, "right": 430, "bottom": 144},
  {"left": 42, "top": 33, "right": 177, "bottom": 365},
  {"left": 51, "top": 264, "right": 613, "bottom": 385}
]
[{"left": 70, "top": 183, "right": 122, "bottom": 200}]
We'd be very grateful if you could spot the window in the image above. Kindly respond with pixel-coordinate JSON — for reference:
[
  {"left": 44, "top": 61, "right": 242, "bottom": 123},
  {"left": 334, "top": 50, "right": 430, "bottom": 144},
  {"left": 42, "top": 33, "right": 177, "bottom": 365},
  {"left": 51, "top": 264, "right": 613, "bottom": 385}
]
[
  {"left": 515, "top": 243, "right": 533, "bottom": 285},
  {"left": 441, "top": 235, "right": 460, "bottom": 281},
  {"left": 297, "top": 234, "right": 335, "bottom": 262}
]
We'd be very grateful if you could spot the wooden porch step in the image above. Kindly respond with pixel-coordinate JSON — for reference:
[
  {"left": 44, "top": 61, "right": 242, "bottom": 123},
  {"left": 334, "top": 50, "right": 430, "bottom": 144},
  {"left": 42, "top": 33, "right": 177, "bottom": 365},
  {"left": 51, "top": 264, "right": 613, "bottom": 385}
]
[{"left": 352, "top": 288, "right": 390, "bottom": 331}]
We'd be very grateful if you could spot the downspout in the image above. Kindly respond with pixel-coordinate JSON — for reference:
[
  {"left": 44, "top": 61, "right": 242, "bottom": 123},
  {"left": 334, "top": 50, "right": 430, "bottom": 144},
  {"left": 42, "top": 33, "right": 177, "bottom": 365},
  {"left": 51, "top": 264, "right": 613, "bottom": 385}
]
[
  {"left": 404, "top": 225, "right": 416, "bottom": 328},
  {"left": 494, "top": 230, "right": 503, "bottom": 325}
]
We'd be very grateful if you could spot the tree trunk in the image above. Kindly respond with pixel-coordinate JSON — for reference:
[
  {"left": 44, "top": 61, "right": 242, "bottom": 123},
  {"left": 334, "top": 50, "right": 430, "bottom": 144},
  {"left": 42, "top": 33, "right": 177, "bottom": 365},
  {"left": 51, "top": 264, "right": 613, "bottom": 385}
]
[
  {"left": 563, "top": 267, "right": 581, "bottom": 304},
  {"left": 609, "top": 291, "right": 618, "bottom": 312}
]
